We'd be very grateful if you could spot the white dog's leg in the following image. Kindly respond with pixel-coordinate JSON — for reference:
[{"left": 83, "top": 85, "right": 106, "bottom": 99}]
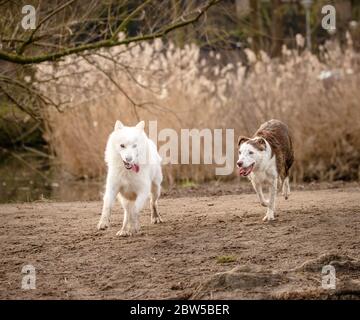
[
  {"left": 134, "top": 192, "right": 148, "bottom": 215},
  {"left": 282, "top": 176, "right": 290, "bottom": 200},
  {"left": 116, "top": 197, "right": 136, "bottom": 237},
  {"left": 263, "top": 178, "right": 277, "bottom": 221},
  {"left": 116, "top": 192, "right": 148, "bottom": 236},
  {"left": 97, "top": 175, "right": 119, "bottom": 230},
  {"left": 134, "top": 192, "right": 149, "bottom": 230},
  {"left": 251, "top": 180, "right": 269, "bottom": 207},
  {"left": 150, "top": 182, "right": 162, "bottom": 224}
]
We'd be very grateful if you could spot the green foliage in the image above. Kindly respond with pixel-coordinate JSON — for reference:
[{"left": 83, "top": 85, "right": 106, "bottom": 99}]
[
  {"left": 180, "top": 179, "right": 197, "bottom": 188},
  {"left": 216, "top": 255, "right": 237, "bottom": 264}
]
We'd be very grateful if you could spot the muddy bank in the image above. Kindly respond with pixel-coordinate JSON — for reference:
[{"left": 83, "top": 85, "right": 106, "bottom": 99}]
[{"left": 0, "top": 186, "right": 359, "bottom": 299}]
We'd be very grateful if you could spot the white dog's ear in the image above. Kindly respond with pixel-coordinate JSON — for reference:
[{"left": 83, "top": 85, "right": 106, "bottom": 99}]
[
  {"left": 135, "top": 120, "right": 145, "bottom": 131},
  {"left": 114, "top": 120, "right": 124, "bottom": 130}
]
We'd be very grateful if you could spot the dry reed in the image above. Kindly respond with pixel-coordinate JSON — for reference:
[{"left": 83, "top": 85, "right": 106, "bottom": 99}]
[{"left": 35, "top": 34, "right": 360, "bottom": 184}]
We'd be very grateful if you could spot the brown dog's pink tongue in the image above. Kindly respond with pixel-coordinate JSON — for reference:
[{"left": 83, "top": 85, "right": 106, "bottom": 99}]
[{"left": 132, "top": 164, "right": 140, "bottom": 173}]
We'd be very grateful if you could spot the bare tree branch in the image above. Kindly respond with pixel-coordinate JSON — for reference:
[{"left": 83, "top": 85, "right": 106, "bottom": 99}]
[
  {"left": 16, "top": 0, "right": 78, "bottom": 55},
  {"left": 0, "top": 0, "right": 222, "bottom": 65},
  {"left": 111, "top": 0, "right": 153, "bottom": 39}
]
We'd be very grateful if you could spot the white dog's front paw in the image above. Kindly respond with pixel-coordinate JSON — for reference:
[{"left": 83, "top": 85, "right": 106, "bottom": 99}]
[
  {"left": 262, "top": 215, "right": 275, "bottom": 222},
  {"left": 151, "top": 214, "right": 163, "bottom": 224},
  {"left": 263, "top": 210, "right": 275, "bottom": 222},
  {"left": 97, "top": 218, "right": 110, "bottom": 230},
  {"left": 116, "top": 226, "right": 139, "bottom": 237},
  {"left": 116, "top": 229, "right": 130, "bottom": 237}
]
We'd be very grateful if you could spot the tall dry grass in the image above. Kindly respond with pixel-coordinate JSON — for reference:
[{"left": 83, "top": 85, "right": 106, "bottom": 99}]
[{"left": 36, "top": 34, "right": 360, "bottom": 184}]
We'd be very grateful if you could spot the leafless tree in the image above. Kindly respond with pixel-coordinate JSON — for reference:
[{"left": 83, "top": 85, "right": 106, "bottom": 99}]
[
  {"left": 0, "top": 0, "right": 222, "bottom": 122},
  {"left": 0, "top": 0, "right": 221, "bottom": 64}
]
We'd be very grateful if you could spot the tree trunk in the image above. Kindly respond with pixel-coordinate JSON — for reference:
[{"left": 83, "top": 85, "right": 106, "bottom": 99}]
[
  {"left": 270, "top": 0, "right": 284, "bottom": 57},
  {"left": 249, "top": 0, "right": 261, "bottom": 53}
]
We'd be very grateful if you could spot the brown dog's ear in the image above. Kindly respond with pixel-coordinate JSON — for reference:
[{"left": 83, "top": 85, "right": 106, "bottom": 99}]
[
  {"left": 238, "top": 136, "right": 249, "bottom": 147},
  {"left": 254, "top": 138, "right": 266, "bottom": 151}
]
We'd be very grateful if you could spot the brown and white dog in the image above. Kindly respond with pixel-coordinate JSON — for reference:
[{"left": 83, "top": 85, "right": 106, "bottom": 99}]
[{"left": 237, "top": 119, "right": 294, "bottom": 221}]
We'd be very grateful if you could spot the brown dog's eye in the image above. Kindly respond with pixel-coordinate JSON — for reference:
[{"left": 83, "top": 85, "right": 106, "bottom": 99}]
[{"left": 120, "top": 144, "right": 125, "bottom": 148}]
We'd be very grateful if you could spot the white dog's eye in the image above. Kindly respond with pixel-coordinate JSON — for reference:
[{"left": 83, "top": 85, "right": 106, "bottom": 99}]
[
  {"left": 120, "top": 144, "right": 125, "bottom": 148},
  {"left": 238, "top": 151, "right": 241, "bottom": 155},
  {"left": 249, "top": 151, "right": 254, "bottom": 155},
  {"left": 132, "top": 144, "right": 137, "bottom": 148}
]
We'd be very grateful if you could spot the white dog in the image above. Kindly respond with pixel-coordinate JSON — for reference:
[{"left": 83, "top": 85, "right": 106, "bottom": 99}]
[
  {"left": 237, "top": 119, "right": 294, "bottom": 221},
  {"left": 97, "top": 120, "right": 163, "bottom": 236}
]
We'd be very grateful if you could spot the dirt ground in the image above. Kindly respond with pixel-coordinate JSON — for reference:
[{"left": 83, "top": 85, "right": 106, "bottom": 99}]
[{"left": 0, "top": 183, "right": 359, "bottom": 299}]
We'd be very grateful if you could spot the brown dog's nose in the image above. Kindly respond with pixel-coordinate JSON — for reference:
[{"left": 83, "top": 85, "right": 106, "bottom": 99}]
[{"left": 237, "top": 161, "right": 243, "bottom": 168}]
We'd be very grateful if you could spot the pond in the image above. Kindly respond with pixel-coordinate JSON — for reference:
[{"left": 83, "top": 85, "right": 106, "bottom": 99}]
[{"left": 0, "top": 151, "right": 104, "bottom": 203}]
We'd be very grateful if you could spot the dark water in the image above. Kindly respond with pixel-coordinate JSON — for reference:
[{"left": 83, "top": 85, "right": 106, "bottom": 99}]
[
  {"left": 0, "top": 151, "right": 194, "bottom": 203},
  {"left": 0, "top": 152, "right": 104, "bottom": 203}
]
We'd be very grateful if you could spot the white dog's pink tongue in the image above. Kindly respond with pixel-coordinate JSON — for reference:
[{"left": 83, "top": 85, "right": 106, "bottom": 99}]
[{"left": 132, "top": 164, "right": 140, "bottom": 173}]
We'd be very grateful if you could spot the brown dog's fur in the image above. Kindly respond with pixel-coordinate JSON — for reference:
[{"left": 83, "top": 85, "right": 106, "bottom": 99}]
[
  {"left": 239, "top": 120, "right": 294, "bottom": 184},
  {"left": 254, "top": 119, "right": 294, "bottom": 183}
]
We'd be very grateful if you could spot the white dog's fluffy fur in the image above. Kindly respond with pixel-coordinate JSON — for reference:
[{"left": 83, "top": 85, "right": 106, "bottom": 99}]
[{"left": 97, "top": 120, "right": 163, "bottom": 236}]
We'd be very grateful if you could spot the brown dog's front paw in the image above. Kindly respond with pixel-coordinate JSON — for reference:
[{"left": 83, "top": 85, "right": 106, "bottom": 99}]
[
  {"left": 151, "top": 214, "right": 163, "bottom": 224},
  {"left": 260, "top": 201, "right": 269, "bottom": 207}
]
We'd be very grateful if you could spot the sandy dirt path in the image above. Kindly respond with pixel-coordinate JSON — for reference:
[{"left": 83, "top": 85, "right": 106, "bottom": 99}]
[{"left": 0, "top": 187, "right": 359, "bottom": 299}]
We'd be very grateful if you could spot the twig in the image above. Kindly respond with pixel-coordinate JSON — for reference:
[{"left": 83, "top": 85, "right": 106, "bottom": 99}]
[
  {"left": 17, "top": 0, "right": 78, "bottom": 55},
  {"left": 0, "top": 0, "right": 222, "bottom": 65}
]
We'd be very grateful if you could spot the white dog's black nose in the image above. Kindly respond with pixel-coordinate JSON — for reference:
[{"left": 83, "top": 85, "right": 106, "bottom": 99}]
[
  {"left": 237, "top": 161, "right": 243, "bottom": 168},
  {"left": 125, "top": 156, "right": 132, "bottom": 162}
]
